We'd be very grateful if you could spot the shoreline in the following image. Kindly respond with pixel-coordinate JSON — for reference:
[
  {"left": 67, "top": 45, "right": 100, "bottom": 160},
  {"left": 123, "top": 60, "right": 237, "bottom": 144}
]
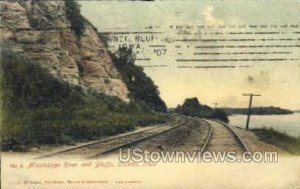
[
  {"left": 250, "top": 128, "right": 300, "bottom": 155},
  {"left": 228, "top": 113, "right": 300, "bottom": 139},
  {"left": 228, "top": 112, "right": 296, "bottom": 116}
]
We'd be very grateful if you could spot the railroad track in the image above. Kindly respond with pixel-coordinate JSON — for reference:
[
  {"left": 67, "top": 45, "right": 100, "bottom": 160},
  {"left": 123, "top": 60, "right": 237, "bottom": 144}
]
[
  {"left": 199, "top": 119, "right": 250, "bottom": 154},
  {"left": 38, "top": 117, "right": 190, "bottom": 159}
]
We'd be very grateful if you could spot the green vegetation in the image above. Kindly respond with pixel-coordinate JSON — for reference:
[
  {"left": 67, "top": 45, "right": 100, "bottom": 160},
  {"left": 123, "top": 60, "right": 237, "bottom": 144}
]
[
  {"left": 252, "top": 128, "right": 300, "bottom": 155},
  {"left": 0, "top": 48, "right": 166, "bottom": 151},
  {"left": 211, "top": 109, "right": 229, "bottom": 123},
  {"left": 64, "top": 0, "right": 85, "bottom": 37},
  {"left": 174, "top": 98, "right": 212, "bottom": 117},
  {"left": 174, "top": 97, "right": 229, "bottom": 123},
  {"left": 111, "top": 47, "right": 167, "bottom": 112},
  {"left": 223, "top": 107, "right": 294, "bottom": 115}
]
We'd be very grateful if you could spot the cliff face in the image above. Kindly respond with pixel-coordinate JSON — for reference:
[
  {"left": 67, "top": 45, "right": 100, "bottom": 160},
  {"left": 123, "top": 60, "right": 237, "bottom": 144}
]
[{"left": 1, "top": 0, "right": 130, "bottom": 102}]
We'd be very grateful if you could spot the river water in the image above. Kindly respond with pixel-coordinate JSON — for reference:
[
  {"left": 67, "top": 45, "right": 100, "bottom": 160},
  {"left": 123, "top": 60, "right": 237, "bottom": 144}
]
[{"left": 228, "top": 113, "right": 300, "bottom": 138}]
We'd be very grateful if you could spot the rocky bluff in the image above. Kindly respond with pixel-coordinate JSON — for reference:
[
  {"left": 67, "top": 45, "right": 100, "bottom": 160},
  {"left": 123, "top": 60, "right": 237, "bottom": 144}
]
[{"left": 1, "top": 0, "right": 129, "bottom": 102}]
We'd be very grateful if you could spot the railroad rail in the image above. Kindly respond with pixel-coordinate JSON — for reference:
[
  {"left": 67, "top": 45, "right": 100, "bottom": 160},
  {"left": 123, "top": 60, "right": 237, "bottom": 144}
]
[
  {"left": 214, "top": 119, "right": 251, "bottom": 153},
  {"left": 198, "top": 119, "right": 213, "bottom": 154},
  {"left": 38, "top": 117, "right": 190, "bottom": 159},
  {"left": 199, "top": 118, "right": 250, "bottom": 154},
  {"left": 87, "top": 118, "right": 192, "bottom": 158}
]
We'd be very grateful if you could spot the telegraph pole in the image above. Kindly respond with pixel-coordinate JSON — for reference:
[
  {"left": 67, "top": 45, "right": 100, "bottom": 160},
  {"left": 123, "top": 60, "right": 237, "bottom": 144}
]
[
  {"left": 243, "top": 93, "right": 261, "bottom": 130},
  {"left": 213, "top": 103, "right": 219, "bottom": 109}
]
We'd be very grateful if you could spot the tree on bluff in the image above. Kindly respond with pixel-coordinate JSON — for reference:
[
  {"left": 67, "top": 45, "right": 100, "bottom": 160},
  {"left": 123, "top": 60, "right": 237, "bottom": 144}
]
[
  {"left": 64, "top": 0, "right": 85, "bottom": 37},
  {"left": 112, "top": 47, "right": 167, "bottom": 112}
]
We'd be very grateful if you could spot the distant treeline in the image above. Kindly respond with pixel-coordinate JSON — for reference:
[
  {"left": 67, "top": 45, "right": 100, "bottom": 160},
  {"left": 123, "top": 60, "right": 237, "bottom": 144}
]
[
  {"left": 173, "top": 97, "right": 229, "bottom": 123},
  {"left": 223, "top": 107, "right": 294, "bottom": 115}
]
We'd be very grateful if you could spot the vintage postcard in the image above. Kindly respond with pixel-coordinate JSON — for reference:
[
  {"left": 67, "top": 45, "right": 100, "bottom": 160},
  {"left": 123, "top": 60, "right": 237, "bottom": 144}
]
[{"left": 1, "top": 0, "right": 300, "bottom": 188}]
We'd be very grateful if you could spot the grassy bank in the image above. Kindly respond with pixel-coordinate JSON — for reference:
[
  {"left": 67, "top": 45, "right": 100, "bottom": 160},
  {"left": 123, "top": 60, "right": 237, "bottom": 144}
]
[
  {"left": 0, "top": 48, "right": 166, "bottom": 152},
  {"left": 252, "top": 128, "right": 300, "bottom": 155}
]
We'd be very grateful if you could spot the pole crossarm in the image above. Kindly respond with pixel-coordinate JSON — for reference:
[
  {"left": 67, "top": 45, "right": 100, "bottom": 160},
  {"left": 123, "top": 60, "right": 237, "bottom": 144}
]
[
  {"left": 243, "top": 93, "right": 261, "bottom": 96},
  {"left": 213, "top": 103, "right": 219, "bottom": 108}
]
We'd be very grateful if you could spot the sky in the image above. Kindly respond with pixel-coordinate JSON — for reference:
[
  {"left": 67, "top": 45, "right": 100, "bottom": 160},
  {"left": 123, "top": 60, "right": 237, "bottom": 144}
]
[{"left": 79, "top": 0, "right": 300, "bottom": 110}]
